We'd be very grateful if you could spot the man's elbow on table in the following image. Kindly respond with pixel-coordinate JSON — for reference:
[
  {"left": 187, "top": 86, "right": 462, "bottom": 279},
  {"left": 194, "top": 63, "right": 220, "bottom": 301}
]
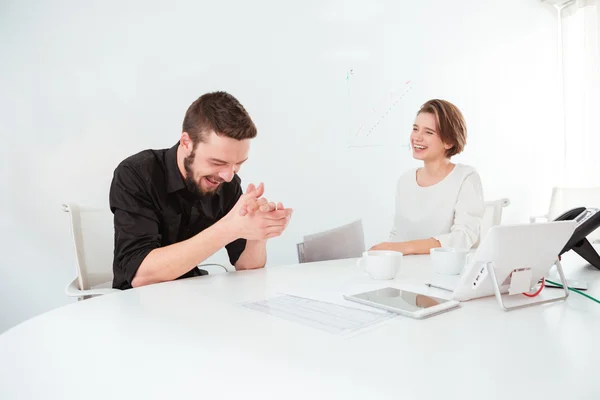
[
  {"left": 130, "top": 256, "right": 163, "bottom": 288},
  {"left": 235, "top": 259, "right": 266, "bottom": 270},
  {"left": 131, "top": 273, "right": 153, "bottom": 288}
]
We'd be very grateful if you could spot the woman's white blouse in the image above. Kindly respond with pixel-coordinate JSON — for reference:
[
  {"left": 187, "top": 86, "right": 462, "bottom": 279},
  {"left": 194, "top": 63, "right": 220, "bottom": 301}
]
[{"left": 389, "top": 164, "right": 485, "bottom": 249}]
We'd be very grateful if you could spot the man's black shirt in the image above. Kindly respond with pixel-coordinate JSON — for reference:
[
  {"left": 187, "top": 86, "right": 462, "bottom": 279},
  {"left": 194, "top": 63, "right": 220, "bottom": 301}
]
[{"left": 109, "top": 143, "right": 246, "bottom": 289}]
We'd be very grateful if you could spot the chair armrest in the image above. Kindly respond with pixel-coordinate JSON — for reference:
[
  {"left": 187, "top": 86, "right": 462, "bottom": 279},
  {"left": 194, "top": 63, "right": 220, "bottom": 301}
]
[
  {"left": 65, "top": 278, "right": 120, "bottom": 297},
  {"left": 529, "top": 215, "right": 549, "bottom": 223}
]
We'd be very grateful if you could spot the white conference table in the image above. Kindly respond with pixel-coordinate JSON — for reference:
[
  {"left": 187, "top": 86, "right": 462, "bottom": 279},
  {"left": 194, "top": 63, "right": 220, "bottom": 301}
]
[{"left": 1, "top": 249, "right": 599, "bottom": 400}]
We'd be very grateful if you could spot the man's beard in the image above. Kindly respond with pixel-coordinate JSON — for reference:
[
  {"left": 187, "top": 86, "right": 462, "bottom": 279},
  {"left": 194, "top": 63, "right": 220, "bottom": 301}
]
[{"left": 183, "top": 152, "right": 220, "bottom": 197}]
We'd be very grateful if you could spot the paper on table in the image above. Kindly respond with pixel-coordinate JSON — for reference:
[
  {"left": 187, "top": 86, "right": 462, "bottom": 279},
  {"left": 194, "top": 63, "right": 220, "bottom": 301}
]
[{"left": 241, "top": 294, "right": 396, "bottom": 335}]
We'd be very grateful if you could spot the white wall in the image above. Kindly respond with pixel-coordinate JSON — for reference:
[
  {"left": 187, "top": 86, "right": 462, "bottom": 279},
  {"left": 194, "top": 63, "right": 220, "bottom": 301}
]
[
  {"left": 562, "top": 2, "right": 600, "bottom": 186},
  {"left": 0, "top": 0, "right": 563, "bottom": 332}
]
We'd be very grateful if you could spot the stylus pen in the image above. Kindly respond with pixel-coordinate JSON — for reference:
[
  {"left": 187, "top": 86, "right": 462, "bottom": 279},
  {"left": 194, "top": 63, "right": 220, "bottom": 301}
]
[{"left": 425, "top": 283, "right": 452, "bottom": 292}]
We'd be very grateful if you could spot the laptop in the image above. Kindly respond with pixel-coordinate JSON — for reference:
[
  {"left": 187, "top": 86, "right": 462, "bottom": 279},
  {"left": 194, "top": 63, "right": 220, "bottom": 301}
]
[{"left": 450, "top": 221, "right": 577, "bottom": 301}]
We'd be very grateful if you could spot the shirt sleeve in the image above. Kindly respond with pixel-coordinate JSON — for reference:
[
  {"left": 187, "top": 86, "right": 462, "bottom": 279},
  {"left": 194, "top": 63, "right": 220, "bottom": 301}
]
[
  {"left": 434, "top": 171, "right": 485, "bottom": 249},
  {"left": 110, "top": 163, "right": 161, "bottom": 289},
  {"left": 224, "top": 178, "right": 247, "bottom": 266}
]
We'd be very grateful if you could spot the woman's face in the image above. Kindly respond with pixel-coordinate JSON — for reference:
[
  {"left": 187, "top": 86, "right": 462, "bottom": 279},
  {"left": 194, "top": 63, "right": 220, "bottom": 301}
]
[{"left": 409, "top": 112, "right": 452, "bottom": 162}]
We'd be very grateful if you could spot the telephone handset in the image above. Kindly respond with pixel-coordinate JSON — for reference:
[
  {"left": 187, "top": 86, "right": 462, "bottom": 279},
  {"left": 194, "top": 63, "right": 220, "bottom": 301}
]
[{"left": 555, "top": 207, "right": 600, "bottom": 270}]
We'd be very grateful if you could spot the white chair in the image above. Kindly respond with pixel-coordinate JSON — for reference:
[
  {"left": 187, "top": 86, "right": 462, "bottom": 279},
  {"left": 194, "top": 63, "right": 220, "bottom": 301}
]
[
  {"left": 479, "top": 198, "right": 510, "bottom": 245},
  {"left": 62, "top": 203, "right": 120, "bottom": 300},
  {"left": 530, "top": 187, "right": 600, "bottom": 243},
  {"left": 297, "top": 220, "right": 365, "bottom": 263},
  {"left": 63, "top": 203, "right": 228, "bottom": 300}
]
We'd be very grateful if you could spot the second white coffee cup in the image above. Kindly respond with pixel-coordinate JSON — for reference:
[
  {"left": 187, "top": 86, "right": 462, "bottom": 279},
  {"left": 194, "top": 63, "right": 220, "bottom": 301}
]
[
  {"left": 430, "top": 247, "right": 470, "bottom": 275},
  {"left": 357, "top": 250, "right": 403, "bottom": 280}
]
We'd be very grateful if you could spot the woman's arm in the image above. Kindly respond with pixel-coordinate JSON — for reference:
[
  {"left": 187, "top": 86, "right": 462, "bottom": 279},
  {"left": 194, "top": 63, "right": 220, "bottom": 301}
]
[
  {"left": 370, "top": 238, "right": 441, "bottom": 255},
  {"left": 433, "top": 172, "right": 485, "bottom": 249}
]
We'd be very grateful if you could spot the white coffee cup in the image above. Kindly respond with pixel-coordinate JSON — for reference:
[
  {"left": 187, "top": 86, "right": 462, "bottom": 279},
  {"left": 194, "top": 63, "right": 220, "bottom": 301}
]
[
  {"left": 430, "top": 247, "right": 470, "bottom": 275},
  {"left": 357, "top": 250, "right": 403, "bottom": 280}
]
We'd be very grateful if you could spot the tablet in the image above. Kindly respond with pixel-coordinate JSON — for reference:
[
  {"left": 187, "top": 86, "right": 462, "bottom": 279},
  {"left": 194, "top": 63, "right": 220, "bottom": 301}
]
[{"left": 343, "top": 287, "right": 460, "bottom": 319}]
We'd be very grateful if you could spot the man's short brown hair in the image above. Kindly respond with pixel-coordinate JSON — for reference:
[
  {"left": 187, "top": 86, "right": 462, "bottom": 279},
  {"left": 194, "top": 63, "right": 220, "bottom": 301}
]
[
  {"left": 418, "top": 99, "right": 467, "bottom": 158},
  {"left": 182, "top": 91, "right": 257, "bottom": 145}
]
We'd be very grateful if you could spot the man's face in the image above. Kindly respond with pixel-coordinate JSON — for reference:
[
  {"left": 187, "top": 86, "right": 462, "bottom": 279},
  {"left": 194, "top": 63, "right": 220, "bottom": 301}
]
[{"left": 183, "top": 131, "right": 250, "bottom": 196}]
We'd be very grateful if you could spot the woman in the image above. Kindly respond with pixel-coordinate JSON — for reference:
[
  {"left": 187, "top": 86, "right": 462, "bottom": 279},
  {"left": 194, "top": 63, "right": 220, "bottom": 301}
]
[{"left": 370, "top": 99, "right": 484, "bottom": 254}]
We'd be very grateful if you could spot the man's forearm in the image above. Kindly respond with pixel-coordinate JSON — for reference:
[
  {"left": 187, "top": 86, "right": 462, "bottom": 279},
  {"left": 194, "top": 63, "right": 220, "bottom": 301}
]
[
  {"left": 131, "top": 220, "right": 236, "bottom": 288},
  {"left": 235, "top": 240, "right": 267, "bottom": 270}
]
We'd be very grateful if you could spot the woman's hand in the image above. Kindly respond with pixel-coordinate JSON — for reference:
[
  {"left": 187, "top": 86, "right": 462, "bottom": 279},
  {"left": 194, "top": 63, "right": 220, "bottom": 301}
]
[
  {"left": 369, "top": 242, "right": 403, "bottom": 252},
  {"left": 370, "top": 238, "right": 441, "bottom": 255}
]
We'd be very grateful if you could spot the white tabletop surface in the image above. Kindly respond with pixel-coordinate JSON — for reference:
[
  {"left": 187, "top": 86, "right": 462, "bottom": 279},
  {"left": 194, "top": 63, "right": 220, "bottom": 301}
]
[{"left": 1, "top": 249, "right": 599, "bottom": 400}]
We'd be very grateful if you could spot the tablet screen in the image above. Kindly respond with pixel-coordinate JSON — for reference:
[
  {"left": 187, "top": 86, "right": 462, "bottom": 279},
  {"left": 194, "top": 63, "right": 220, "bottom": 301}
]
[{"left": 350, "top": 287, "right": 450, "bottom": 312}]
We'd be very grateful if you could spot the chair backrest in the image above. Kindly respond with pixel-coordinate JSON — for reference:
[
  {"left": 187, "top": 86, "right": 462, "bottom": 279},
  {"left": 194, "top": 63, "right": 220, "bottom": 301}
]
[
  {"left": 479, "top": 198, "right": 510, "bottom": 245},
  {"left": 298, "top": 220, "right": 365, "bottom": 263},
  {"left": 62, "top": 203, "right": 114, "bottom": 290},
  {"left": 547, "top": 187, "right": 600, "bottom": 242},
  {"left": 297, "top": 242, "right": 306, "bottom": 263}
]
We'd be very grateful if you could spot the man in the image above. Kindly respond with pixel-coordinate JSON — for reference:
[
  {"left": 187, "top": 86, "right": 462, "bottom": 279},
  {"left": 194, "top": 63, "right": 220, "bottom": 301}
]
[{"left": 109, "top": 91, "right": 292, "bottom": 289}]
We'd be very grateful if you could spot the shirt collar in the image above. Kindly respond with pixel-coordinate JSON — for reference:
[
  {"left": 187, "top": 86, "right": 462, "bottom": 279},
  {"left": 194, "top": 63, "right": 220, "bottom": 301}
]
[{"left": 165, "top": 142, "right": 186, "bottom": 194}]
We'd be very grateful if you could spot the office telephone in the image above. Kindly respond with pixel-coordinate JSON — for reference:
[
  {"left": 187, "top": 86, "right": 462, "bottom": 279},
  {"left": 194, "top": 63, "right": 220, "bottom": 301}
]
[{"left": 555, "top": 207, "right": 600, "bottom": 270}]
